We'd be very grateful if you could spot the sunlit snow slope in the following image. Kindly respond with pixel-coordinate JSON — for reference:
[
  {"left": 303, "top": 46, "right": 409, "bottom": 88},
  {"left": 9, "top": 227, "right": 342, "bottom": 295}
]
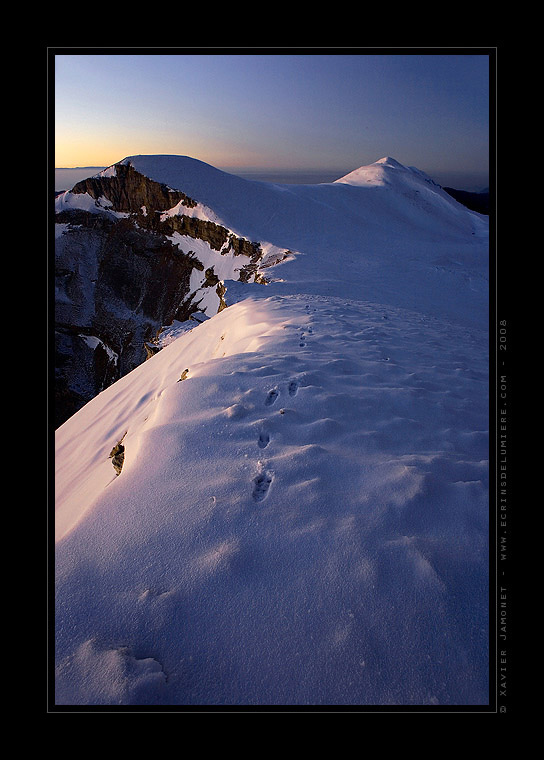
[{"left": 55, "top": 156, "right": 489, "bottom": 707}]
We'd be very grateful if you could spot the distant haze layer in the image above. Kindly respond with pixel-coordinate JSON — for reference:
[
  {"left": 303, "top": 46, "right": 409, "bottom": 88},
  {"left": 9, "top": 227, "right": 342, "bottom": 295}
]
[{"left": 54, "top": 165, "right": 488, "bottom": 193}]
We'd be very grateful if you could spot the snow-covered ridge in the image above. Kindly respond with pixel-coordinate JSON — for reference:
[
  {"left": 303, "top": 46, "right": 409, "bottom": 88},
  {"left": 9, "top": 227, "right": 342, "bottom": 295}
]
[
  {"left": 54, "top": 156, "right": 301, "bottom": 427},
  {"left": 54, "top": 153, "right": 490, "bottom": 707},
  {"left": 56, "top": 159, "right": 295, "bottom": 289},
  {"left": 55, "top": 296, "right": 288, "bottom": 542},
  {"left": 119, "top": 154, "right": 487, "bottom": 244},
  {"left": 55, "top": 292, "right": 489, "bottom": 706}
]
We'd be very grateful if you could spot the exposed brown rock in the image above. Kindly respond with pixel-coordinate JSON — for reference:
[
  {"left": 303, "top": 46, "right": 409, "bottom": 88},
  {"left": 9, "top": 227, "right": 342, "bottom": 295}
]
[
  {"left": 71, "top": 162, "right": 198, "bottom": 214},
  {"left": 109, "top": 437, "right": 126, "bottom": 475}
]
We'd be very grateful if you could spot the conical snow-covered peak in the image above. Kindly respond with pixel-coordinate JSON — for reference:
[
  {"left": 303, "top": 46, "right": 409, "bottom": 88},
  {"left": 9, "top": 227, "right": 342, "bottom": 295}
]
[
  {"left": 333, "top": 157, "right": 446, "bottom": 197},
  {"left": 334, "top": 157, "right": 412, "bottom": 186}
]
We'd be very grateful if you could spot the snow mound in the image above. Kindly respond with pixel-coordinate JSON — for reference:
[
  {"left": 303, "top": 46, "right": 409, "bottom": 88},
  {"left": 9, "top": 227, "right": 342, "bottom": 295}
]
[{"left": 56, "top": 293, "right": 489, "bottom": 706}]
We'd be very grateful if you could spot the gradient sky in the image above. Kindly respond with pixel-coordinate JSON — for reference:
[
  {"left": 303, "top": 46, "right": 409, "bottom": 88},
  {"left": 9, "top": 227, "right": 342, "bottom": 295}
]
[{"left": 53, "top": 50, "right": 491, "bottom": 190}]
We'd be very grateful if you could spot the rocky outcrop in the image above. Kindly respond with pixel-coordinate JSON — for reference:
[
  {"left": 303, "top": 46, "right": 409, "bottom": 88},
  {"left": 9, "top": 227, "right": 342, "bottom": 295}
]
[
  {"left": 55, "top": 208, "right": 198, "bottom": 427},
  {"left": 71, "top": 162, "right": 199, "bottom": 215},
  {"left": 109, "top": 436, "right": 126, "bottom": 475},
  {"left": 54, "top": 161, "right": 290, "bottom": 428},
  {"left": 70, "top": 163, "right": 262, "bottom": 259}
]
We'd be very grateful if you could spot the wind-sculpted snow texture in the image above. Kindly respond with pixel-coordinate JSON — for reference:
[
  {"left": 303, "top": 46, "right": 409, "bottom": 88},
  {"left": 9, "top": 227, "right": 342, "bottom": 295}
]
[{"left": 55, "top": 156, "right": 489, "bottom": 707}]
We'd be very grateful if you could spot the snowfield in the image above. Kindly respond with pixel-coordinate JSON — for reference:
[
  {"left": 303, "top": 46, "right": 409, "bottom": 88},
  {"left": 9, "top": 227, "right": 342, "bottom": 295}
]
[{"left": 54, "top": 156, "right": 490, "bottom": 707}]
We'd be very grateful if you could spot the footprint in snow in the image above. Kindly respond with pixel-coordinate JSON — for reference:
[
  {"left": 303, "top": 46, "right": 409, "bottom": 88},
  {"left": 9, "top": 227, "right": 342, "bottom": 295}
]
[
  {"left": 288, "top": 380, "right": 299, "bottom": 397},
  {"left": 258, "top": 431, "right": 270, "bottom": 449},
  {"left": 265, "top": 388, "right": 279, "bottom": 406},
  {"left": 252, "top": 469, "right": 273, "bottom": 501}
]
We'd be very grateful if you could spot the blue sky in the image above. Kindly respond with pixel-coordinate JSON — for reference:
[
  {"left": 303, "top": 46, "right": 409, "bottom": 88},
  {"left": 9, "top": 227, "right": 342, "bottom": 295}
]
[{"left": 54, "top": 51, "right": 491, "bottom": 190}]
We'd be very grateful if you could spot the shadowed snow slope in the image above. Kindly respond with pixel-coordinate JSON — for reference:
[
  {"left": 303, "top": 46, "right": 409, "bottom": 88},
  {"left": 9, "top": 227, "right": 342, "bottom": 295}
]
[{"left": 55, "top": 155, "right": 489, "bottom": 707}]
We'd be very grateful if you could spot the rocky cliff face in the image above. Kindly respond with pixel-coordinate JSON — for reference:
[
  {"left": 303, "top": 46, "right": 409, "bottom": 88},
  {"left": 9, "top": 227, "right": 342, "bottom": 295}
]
[{"left": 54, "top": 162, "right": 290, "bottom": 428}]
